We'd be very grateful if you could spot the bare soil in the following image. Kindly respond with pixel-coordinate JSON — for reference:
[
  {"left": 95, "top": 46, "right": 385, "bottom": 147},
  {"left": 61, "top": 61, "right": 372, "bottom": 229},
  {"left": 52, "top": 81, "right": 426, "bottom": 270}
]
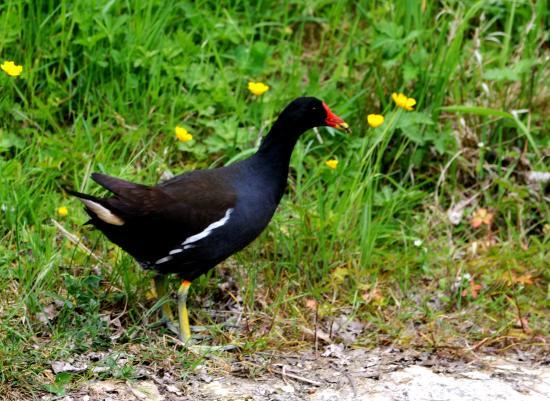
[{"left": 40, "top": 346, "right": 549, "bottom": 401}]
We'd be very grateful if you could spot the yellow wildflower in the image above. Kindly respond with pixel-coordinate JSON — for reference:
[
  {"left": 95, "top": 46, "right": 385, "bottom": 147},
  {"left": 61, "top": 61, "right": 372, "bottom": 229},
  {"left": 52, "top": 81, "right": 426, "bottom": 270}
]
[
  {"left": 367, "top": 114, "right": 384, "bottom": 128},
  {"left": 57, "top": 206, "right": 68, "bottom": 217},
  {"left": 248, "top": 81, "right": 269, "bottom": 96},
  {"left": 1, "top": 61, "right": 23, "bottom": 77},
  {"left": 391, "top": 92, "right": 416, "bottom": 111},
  {"left": 175, "top": 126, "right": 193, "bottom": 142},
  {"left": 325, "top": 159, "right": 339, "bottom": 169}
]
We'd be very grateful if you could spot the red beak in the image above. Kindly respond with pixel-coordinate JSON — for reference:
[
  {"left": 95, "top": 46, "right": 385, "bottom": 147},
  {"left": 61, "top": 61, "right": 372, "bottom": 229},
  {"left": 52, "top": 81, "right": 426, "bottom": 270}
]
[{"left": 322, "top": 102, "right": 351, "bottom": 133}]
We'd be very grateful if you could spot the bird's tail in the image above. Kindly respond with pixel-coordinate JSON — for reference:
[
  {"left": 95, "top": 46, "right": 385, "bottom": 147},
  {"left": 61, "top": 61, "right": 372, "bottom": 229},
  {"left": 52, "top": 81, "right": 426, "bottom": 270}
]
[{"left": 65, "top": 188, "right": 125, "bottom": 226}]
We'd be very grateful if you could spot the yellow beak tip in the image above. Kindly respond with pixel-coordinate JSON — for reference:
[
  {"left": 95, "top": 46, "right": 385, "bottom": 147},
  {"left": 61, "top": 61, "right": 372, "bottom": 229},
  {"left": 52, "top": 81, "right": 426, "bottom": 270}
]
[{"left": 338, "top": 122, "right": 351, "bottom": 133}]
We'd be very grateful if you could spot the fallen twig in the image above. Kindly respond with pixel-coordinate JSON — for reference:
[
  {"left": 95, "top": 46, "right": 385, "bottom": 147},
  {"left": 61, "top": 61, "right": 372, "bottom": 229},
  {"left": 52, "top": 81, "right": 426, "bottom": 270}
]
[
  {"left": 271, "top": 364, "right": 322, "bottom": 387},
  {"left": 51, "top": 218, "right": 109, "bottom": 267}
]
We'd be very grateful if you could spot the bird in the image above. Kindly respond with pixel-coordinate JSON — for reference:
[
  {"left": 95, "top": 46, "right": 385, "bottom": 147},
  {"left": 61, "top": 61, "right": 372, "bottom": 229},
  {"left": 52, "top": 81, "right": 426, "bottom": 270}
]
[{"left": 68, "top": 97, "right": 350, "bottom": 342}]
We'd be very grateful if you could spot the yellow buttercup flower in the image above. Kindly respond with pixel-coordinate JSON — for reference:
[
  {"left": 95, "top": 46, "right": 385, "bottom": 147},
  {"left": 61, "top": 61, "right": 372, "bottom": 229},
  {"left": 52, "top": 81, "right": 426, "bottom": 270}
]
[
  {"left": 392, "top": 92, "right": 416, "bottom": 111},
  {"left": 325, "top": 159, "right": 339, "bottom": 169},
  {"left": 248, "top": 81, "right": 270, "bottom": 96},
  {"left": 1, "top": 61, "right": 23, "bottom": 77},
  {"left": 367, "top": 114, "right": 384, "bottom": 128},
  {"left": 175, "top": 126, "right": 193, "bottom": 142},
  {"left": 57, "top": 206, "right": 68, "bottom": 217}
]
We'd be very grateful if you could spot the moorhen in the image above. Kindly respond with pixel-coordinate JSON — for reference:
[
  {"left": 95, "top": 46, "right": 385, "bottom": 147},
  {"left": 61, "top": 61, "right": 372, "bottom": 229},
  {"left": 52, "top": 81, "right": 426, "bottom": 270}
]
[{"left": 69, "top": 97, "right": 350, "bottom": 342}]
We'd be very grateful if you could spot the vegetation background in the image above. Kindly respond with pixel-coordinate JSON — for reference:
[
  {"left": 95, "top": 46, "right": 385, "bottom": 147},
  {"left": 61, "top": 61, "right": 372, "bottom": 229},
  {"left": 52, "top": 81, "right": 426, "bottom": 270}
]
[{"left": 0, "top": 0, "right": 548, "bottom": 397}]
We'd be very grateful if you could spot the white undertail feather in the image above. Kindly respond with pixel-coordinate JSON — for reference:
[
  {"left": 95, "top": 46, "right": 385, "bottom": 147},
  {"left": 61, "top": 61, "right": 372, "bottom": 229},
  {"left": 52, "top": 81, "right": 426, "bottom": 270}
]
[{"left": 81, "top": 199, "right": 125, "bottom": 226}]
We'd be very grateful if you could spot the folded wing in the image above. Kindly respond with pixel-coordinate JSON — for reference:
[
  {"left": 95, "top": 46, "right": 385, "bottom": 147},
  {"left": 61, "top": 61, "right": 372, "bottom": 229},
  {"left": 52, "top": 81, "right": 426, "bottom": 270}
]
[{"left": 69, "top": 171, "right": 237, "bottom": 267}]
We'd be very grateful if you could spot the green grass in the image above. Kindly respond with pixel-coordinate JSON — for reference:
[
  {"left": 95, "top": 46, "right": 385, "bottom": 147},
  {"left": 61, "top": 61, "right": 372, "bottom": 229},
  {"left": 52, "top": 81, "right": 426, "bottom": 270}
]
[{"left": 1, "top": 0, "right": 548, "bottom": 397}]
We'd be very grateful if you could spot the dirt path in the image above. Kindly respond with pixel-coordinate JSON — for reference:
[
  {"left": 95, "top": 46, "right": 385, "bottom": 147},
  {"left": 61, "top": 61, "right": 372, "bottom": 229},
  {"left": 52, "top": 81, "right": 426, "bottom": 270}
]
[{"left": 44, "top": 346, "right": 549, "bottom": 401}]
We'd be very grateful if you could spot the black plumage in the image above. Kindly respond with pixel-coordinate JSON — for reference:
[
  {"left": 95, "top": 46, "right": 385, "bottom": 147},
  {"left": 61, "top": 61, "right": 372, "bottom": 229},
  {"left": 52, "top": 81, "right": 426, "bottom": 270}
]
[{"left": 69, "top": 97, "right": 350, "bottom": 341}]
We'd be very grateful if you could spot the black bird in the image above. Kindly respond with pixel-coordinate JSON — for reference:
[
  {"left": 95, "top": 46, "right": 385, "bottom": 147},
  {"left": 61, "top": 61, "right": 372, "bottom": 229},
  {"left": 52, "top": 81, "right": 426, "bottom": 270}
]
[{"left": 69, "top": 97, "right": 350, "bottom": 342}]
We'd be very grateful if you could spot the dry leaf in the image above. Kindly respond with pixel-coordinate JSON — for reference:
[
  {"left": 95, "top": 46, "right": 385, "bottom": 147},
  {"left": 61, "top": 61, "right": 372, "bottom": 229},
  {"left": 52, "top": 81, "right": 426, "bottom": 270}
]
[
  {"left": 51, "top": 361, "right": 88, "bottom": 374},
  {"left": 127, "top": 380, "right": 163, "bottom": 401},
  {"left": 515, "top": 317, "right": 532, "bottom": 334},
  {"left": 506, "top": 273, "right": 534, "bottom": 286},
  {"left": 305, "top": 298, "right": 317, "bottom": 310},
  {"left": 470, "top": 208, "right": 493, "bottom": 228},
  {"left": 515, "top": 274, "right": 534, "bottom": 285},
  {"left": 447, "top": 199, "right": 469, "bottom": 225},
  {"left": 461, "top": 279, "right": 482, "bottom": 299},
  {"left": 447, "top": 195, "right": 479, "bottom": 225},
  {"left": 362, "top": 287, "right": 383, "bottom": 304},
  {"left": 526, "top": 171, "right": 550, "bottom": 183},
  {"left": 36, "top": 302, "right": 62, "bottom": 324}
]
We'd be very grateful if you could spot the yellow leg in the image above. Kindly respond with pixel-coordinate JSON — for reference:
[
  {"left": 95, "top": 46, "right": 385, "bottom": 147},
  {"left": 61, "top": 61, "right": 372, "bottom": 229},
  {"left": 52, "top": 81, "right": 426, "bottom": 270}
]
[
  {"left": 177, "top": 280, "right": 192, "bottom": 342},
  {"left": 154, "top": 275, "right": 175, "bottom": 323}
]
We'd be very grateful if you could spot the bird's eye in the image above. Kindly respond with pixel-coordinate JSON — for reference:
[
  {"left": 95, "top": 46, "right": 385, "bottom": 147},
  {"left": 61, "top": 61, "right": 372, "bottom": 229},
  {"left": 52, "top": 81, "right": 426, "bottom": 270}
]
[{"left": 312, "top": 107, "right": 317, "bottom": 111}]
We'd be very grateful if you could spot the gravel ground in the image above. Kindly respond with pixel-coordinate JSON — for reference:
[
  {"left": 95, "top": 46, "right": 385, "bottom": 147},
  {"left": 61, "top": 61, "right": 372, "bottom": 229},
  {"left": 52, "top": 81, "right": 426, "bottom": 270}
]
[{"left": 41, "top": 346, "right": 549, "bottom": 401}]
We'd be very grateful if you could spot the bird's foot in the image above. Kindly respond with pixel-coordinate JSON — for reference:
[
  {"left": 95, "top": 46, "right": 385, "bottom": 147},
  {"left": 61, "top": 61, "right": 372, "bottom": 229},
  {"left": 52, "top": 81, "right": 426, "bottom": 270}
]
[
  {"left": 164, "top": 319, "right": 180, "bottom": 336},
  {"left": 169, "top": 325, "right": 239, "bottom": 353},
  {"left": 147, "top": 317, "right": 180, "bottom": 336}
]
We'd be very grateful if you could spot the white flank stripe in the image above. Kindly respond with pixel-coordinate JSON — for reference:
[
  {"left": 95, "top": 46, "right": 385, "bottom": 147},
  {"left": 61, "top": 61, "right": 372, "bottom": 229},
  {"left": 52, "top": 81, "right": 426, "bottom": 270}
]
[
  {"left": 182, "top": 208, "right": 233, "bottom": 246},
  {"left": 154, "top": 208, "right": 233, "bottom": 265},
  {"left": 81, "top": 199, "right": 125, "bottom": 226},
  {"left": 155, "top": 255, "right": 173, "bottom": 264}
]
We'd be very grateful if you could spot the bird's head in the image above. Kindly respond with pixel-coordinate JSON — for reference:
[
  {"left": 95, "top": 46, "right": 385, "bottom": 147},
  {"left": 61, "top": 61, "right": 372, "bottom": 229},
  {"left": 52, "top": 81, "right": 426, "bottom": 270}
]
[{"left": 279, "top": 97, "right": 351, "bottom": 134}]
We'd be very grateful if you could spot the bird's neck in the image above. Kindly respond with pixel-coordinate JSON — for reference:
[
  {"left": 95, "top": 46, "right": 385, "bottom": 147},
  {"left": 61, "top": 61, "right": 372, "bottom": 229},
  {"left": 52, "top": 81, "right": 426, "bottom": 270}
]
[
  {"left": 251, "top": 120, "right": 306, "bottom": 197},
  {"left": 256, "top": 119, "right": 305, "bottom": 167}
]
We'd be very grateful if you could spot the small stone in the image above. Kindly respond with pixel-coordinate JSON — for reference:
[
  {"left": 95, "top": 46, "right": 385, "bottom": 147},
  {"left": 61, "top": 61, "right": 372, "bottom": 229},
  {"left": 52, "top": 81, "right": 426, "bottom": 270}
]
[{"left": 166, "top": 384, "right": 182, "bottom": 395}]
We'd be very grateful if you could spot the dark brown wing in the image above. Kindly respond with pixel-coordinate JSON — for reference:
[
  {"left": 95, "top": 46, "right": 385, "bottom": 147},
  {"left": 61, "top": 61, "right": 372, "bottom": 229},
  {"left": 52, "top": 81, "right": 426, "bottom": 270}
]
[
  {"left": 93, "top": 171, "right": 236, "bottom": 229},
  {"left": 74, "top": 171, "right": 237, "bottom": 265}
]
